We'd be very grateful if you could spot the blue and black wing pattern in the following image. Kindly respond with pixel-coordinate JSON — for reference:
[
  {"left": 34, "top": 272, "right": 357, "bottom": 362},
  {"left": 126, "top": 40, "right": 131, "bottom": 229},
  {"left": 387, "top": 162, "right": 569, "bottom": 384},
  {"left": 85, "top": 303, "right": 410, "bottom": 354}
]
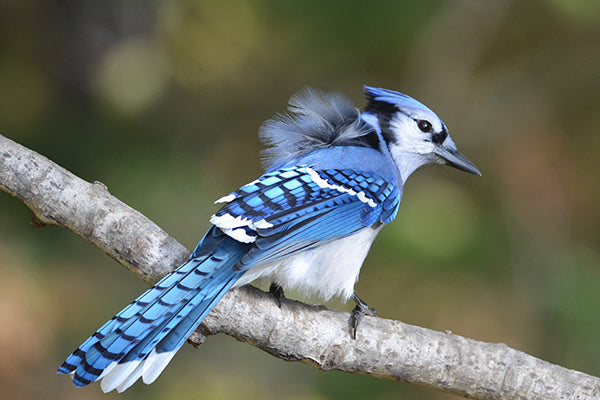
[{"left": 210, "top": 166, "right": 401, "bottom": 268}]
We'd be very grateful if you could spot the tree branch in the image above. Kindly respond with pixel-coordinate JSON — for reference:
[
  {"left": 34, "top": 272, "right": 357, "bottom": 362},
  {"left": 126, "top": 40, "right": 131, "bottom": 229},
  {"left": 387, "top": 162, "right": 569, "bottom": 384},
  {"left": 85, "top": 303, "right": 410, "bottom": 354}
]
[{"left": 1, "top": 134, "right": 598, "bottom": 399}]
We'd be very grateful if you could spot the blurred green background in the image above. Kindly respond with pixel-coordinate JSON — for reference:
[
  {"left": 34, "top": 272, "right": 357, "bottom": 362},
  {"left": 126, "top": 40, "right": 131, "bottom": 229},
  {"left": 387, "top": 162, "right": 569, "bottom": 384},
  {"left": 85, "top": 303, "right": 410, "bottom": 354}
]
[{"left": 1, "top": 1, "right": 599, "bottom": 399}]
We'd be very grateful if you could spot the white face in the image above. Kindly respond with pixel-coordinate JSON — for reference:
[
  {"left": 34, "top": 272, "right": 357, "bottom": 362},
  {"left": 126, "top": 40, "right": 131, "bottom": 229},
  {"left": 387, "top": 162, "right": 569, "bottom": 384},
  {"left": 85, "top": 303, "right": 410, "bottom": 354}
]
[{"left": 386, "top": 108, "right": 449, "bottom": 182}]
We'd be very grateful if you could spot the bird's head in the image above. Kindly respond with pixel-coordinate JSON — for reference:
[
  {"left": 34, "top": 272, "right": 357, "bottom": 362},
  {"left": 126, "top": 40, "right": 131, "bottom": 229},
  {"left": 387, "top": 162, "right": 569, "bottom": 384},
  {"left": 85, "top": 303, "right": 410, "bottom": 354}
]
[{"left": 362, "top": 86, "right": 481, "bottom": 183}]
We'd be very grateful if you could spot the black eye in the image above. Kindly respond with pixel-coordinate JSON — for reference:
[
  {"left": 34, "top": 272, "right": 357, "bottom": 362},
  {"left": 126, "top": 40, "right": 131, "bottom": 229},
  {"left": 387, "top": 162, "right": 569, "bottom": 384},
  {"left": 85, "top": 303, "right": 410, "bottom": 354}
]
[{"left": 417, "top": 120, "right": 432, "bottom": 133}]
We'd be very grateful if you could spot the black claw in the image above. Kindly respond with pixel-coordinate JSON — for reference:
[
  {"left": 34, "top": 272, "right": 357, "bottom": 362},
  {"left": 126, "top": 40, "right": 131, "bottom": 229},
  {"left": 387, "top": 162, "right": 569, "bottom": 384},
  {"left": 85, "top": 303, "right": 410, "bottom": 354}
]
[
  {"left": 269, "top": 282, "right": 285, "bottom": 308},
  {"left": 349, "top": 293, "right": 377, "bottom": 339}
]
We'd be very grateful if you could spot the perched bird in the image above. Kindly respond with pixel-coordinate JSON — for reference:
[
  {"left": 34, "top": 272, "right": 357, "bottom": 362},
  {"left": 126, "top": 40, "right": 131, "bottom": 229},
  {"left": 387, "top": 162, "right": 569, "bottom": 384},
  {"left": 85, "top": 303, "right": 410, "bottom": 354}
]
[{"left": 58, "top": 86, "right": 480, "bottom": 392}]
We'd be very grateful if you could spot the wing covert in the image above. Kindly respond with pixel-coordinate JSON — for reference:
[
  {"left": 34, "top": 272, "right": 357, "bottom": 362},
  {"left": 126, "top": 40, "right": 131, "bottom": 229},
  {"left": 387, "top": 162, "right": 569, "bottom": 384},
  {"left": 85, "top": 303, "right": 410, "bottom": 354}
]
[{"left": 210, "top": 166, "right": 401, "bottom": 267}]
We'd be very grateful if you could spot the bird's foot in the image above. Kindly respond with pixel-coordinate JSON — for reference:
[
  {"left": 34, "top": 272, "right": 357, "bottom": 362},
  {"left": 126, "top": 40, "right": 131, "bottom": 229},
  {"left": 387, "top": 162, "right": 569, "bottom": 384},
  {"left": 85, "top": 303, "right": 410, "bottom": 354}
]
[
  {"left": 349, "top": 293, "right": 378, "bottom": 339},
  {"left": 269, "top": 282, "right": 285, "bottom": 308}
]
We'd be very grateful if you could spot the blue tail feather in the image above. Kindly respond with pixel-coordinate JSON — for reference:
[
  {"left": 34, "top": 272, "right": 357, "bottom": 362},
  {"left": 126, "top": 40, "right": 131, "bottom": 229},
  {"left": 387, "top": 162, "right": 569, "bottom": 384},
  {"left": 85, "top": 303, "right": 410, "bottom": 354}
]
[
  {"left": 58, "top": 227, "right": 252, "bottom": 390},
  {"left": 155, "top": 266, "right": 240, "bottom": 354},
  {"left": 63, "top": 258, "right": 213, "bottom": 384}
]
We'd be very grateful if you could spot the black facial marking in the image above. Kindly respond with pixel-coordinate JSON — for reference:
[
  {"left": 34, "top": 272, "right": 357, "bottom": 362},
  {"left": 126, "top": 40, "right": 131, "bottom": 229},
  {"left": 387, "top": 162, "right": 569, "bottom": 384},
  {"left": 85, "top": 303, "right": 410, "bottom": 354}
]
[
  {"left": 365, "top": 98, "right": 398, "bottom": 116},
  {"left": 431, "top": 125, "right": 448, "bottom": 145},
  {"left": 365, "top": 99, "right": 398, "bottom": 145}
]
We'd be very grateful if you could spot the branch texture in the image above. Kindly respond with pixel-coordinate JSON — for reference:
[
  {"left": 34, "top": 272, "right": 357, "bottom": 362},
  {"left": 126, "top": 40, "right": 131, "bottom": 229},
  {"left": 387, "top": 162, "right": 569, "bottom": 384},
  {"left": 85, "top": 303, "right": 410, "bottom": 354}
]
[{"left": 1, "top": 134, "right": 598, "bottom": 400}]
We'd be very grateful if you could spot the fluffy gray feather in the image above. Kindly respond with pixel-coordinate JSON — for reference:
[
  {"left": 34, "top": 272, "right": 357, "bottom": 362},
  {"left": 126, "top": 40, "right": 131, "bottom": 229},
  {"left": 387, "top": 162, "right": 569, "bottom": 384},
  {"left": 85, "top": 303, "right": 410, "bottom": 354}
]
[{"left": 258, "top": 88, "right": 374, "bottom": 170}]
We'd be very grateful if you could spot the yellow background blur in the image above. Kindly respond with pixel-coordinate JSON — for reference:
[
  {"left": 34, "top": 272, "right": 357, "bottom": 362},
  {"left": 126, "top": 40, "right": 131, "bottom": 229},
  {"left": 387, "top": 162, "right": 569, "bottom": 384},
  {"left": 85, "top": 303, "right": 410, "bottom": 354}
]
[{"left": 1, "top": 1, "right": 599, "bottom": 399}]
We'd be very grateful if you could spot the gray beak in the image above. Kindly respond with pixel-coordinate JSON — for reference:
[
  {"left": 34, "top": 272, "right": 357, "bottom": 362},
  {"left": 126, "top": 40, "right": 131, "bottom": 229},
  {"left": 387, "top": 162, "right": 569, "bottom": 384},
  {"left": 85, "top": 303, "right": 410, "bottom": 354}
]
[{"left": 434, "top": 146, "right": 481, "bottom": 176}]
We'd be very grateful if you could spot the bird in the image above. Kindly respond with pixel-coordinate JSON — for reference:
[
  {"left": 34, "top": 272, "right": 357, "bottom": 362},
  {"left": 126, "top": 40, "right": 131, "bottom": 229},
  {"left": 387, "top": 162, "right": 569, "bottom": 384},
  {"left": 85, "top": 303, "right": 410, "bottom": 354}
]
[{"left": 58, "top": 86, "right": 480, "bottom": 392}]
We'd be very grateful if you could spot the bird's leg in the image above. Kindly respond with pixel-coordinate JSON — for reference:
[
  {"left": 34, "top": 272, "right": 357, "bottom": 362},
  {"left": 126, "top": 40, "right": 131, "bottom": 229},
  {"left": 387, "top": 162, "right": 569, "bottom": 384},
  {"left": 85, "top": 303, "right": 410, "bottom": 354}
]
[
  {"left": 349, "top": 293, "right": 378, "bottom": 339},
  {"left": 269, "top": 282, "right": 285, "bottom": 308}
]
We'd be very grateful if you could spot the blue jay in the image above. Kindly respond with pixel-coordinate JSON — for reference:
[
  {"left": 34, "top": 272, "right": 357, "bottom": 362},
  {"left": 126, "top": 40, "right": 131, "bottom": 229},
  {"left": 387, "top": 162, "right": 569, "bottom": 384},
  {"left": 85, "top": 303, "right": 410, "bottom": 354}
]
[{"left": 58, "top": 86, "right": 480, "bottom": 392}]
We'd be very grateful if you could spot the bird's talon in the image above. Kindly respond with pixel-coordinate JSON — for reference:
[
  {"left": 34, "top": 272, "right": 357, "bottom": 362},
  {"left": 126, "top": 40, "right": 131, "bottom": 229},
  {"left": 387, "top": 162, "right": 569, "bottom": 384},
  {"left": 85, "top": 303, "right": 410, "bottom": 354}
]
[
  {"left": 349, "top": 293, "right": 377, "bottom": 339},
  {"left": 269, "top": 282, "right": 285, "bottom": 308}
]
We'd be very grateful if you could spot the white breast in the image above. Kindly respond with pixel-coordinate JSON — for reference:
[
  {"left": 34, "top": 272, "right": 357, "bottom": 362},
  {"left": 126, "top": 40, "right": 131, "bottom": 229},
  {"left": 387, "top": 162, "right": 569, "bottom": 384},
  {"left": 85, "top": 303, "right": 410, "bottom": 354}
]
[{"left": 234, "top": 226, "right": 382, "bottom": 302}]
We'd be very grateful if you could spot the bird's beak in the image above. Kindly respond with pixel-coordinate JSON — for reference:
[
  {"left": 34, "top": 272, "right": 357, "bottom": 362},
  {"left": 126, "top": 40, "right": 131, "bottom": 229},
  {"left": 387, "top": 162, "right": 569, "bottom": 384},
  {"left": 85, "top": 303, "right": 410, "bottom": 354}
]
[{"left": 434, "top": 145, "right": 481, "bottom": 176}]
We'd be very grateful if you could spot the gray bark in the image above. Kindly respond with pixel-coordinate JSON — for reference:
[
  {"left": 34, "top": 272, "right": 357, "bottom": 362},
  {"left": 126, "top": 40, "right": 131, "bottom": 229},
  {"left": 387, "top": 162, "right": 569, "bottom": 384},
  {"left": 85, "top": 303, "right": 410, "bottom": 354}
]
[{"left": 1, "top": 133, "right": 598, "bottom": 400}]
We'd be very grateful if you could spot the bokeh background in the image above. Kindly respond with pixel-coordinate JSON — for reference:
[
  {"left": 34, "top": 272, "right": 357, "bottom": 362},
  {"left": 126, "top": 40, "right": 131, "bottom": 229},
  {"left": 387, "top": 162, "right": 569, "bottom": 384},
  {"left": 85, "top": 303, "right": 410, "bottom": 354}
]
[{"left": 1, "top": 1, "right": 599, "bottom": 399}]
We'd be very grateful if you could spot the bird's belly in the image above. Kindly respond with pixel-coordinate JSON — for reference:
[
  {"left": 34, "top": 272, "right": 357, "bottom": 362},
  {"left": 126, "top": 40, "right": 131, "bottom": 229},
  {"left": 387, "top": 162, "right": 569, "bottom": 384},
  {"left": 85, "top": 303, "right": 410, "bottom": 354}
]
[{"left": 234, "top": 226, "right": 382, "bottom": 301}]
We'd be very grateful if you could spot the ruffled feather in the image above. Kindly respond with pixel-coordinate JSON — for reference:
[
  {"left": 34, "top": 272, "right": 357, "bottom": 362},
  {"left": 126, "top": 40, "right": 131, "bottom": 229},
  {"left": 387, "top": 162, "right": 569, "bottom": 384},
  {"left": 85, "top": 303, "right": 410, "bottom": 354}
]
[{"left": 259, "top": 88, "right": 375, "bottom": 170}]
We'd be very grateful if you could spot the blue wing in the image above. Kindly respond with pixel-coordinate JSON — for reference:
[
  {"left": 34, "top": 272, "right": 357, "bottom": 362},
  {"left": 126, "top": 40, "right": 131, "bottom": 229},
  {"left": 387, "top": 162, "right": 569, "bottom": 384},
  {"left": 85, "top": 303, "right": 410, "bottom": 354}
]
[{"left": 210, "top": 166, "right": 401, "bottom": 269}]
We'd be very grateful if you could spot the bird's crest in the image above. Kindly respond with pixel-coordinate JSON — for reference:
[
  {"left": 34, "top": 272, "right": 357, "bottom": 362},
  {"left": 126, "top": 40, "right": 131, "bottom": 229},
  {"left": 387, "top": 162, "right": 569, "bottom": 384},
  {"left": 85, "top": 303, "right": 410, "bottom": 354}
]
[
  {"left": 259, "top": 88, "right": 374, "bottom": 170},
  {"left": 363, "top": 85, "right": 435, "bottom": 114}
]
